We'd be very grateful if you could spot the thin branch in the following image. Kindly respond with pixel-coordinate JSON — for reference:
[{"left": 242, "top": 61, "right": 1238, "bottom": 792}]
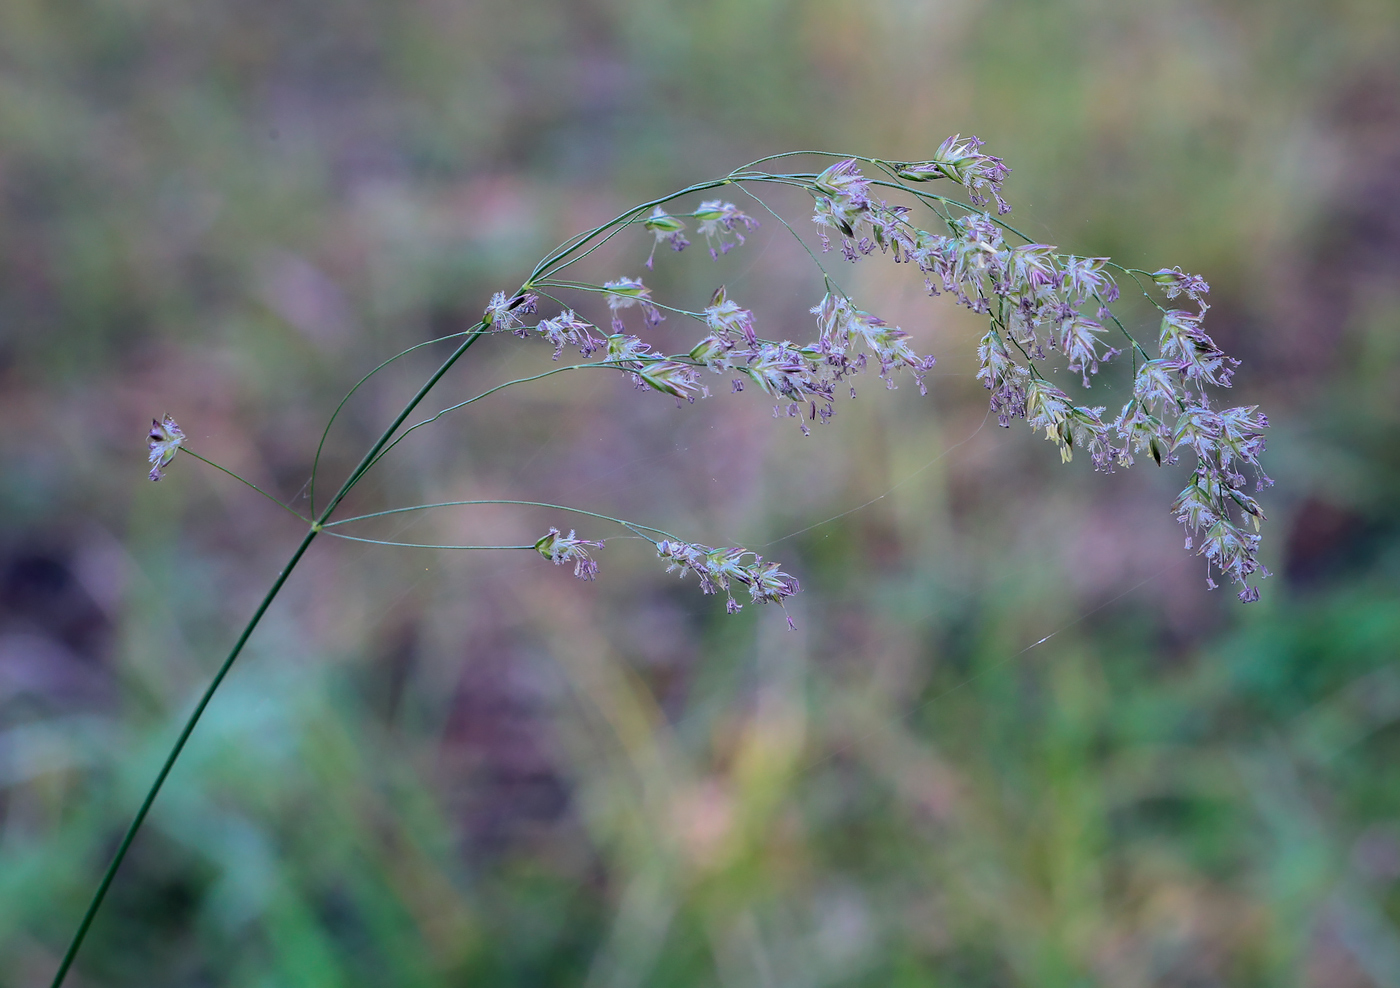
[{"left": 183, "top": 450, "right": 309, "bottom": 523}]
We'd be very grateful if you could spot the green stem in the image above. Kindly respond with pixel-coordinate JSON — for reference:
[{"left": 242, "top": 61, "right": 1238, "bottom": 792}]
[
  {"left": 530, "top": 178, "right": 735, "bottom": 282},
  {"left": 309, "top": 327, "right": 481, "bottom": 514},
  {"left": 49, "top": 158, "right": 836, "bottom": 981},
  {"left": 320, "top": 324, "right": 488, "bottom": 518},
  {"left": 48, "top": 527, "right": 318, "bottom": 988},
  {"left": 50, "top": 326, "right": 491, "bottom": 988}
]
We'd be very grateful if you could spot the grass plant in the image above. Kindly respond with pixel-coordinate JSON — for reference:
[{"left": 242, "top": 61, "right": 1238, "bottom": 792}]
[{"left": 47, "top": 143, "right": 1273, "bottom": 985}]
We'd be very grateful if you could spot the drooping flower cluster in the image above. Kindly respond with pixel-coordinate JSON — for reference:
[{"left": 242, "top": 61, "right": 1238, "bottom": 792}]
[
  {"left": 811, "top": 159, "right": 874, "bottom": 247},
  {"left": 528, "top": 527, "right": 802, "bottom": 623},
  {"left": 797, "top": 152, "right": 1270, "bottom": 599},
  {"left": 147, "top": 414, "right": 185, "bottom": 481},
  {"left": 475, "top": 141, "right": 1269, "bottom": 601},
  {"left": 534, "top": 527, "right": 604, "bottom": 581},
  {"left": 687, "top": 286, "right": 935, "bottom": 434},
  {"left": 601, "top": 329, "right": 708, "bottom": 402},
  {"left": 1151, "top": 266, "right": 1211, "bottom": 302},
  {"left": 656, "top": 539, "right": 800, "bottom": 625},
  {"left": 502, "top": 275, "right": 936, "bottom": 427},
  {"left": 704, "top": 285, "right": 758, "bottom": 347}
]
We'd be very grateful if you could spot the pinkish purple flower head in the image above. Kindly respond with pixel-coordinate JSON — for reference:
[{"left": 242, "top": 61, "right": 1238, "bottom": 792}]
[
  {"left": 147, "top": 414, "right": 185, "bottom": 481},
  {"left": 1113, "top": 400, "right": 1175, "bottom": 467},
  {"left": 689, "top": 333, "right": 737, "bottom": 370},
  {"left": 1131, "top": 359, "right": 1180, "bottom": 409},
  {"left": 603, "top": 277, "right": 663, "bottom": 330},
  {"left": 1151, "top": 266, "right": 1210, "bottom": 303},
  {"left": 597, "top": 329, "right": 707, "bottom": 403},
  {"left": 1024, "top": 378, "right": 1109, "bottom": 466},
  {"left": 1216, "top": 405, "right": 1269, "bottom": 469},
  {"left": 1004, "top": 244, "right": 1062, "bottom": 301},
  {"left": 643, "top": 206, "right": 690, "bottom": 269},
  {"left": 1171, "top": 404, "right": 1224, "bottom": 458},
  {"left": 704, "top": 286, "right": 758, "bottom": 347},
  {"left": 655, "top": 539, "right": 800, "bottom": 623},
  {"left": 912, "top": 213, "right": 1007, "bottom": 308},
  {"left": 1158, "top": 309, "right": 1237, "bottom": 390},
  {"left": 535, "top": 527, "right": 604, "bottom": 581},
  {"left": 743, "top": 342, "right": 835, "bottom": 407},
  {"left": 1193, "top": 508, "right": 1267, "bottom": 599},
  {"left": 1061, "top": 256, "right": 1120, "bottom": 306},
  {"left": 812, "top": 194, "right": 868, "bottom": 246},
  {"left": 811, "top": 292, "right": 936, "bottom": 393},
  {"left": 484, "top": 290, "right": 539, "bottom": 331},
  {"left": 633, "top": 360, "right": 706, "bottom": 402},
  {"left": 896, "top": 135, "right": 1011, "bottom": 214},
  {"left": 692, "top": 201, "right": 759, "bottom": 258},
  {"left": 868, "top": 203, "right": 912, "bottom": 252},
  {"left": 1055, "top": 316, "right": 1118, "bottom": 387},
  {"left": 605, "top": 332, "right": 656, "bottom": 367},
  {"left": 809, "top": 160, "right": 881, "bottom": 251},
  {"left": 780, "top": 149, "right": 1270, "bottom": 598},
  {"left": 815, "top": 159, "right": 874, "bottom": 208},
  {"left": 976, "top": 329, "right": 1031, "bottom": 427},
  {"left": 536, "top": 310, "right": 605, "bottom": 359}
]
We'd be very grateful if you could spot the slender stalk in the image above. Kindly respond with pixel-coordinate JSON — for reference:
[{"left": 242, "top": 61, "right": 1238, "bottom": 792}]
[
  {"left": 309, "top": 327, "right": 481, "bottom": 514},
  {"left": 319, "top": 323, "right": 487, "bottom": 518},
  {"left": 324, "top": 498, "right": 679, "bottom": 541},
  {"left": 182, "top": 449, "right": 309, "bottom": 523},
  {"left": 323, "top": 534, "right": 537, "bottom": 550},
  {"left": 47, "top": 528, "right": 317, "bottom": 988},
  {"left": 530, "top": 178, "right": 733, "bottom": 282},
  {"left": 50, "top": 326, "right": 491, "bottom": 988}
]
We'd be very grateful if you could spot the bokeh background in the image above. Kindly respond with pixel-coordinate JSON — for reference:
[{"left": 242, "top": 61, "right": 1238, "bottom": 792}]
[{"left": 3, "top": 0, "right": 1400, "bottom": 984}]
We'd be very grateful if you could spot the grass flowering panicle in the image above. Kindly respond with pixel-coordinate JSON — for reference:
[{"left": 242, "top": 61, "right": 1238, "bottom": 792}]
[
  {"left": 633, "top": 360, "right": 707, "bottom": 402},
  {"left": 535, "top": 527, "right": 604, "bottom": 581},
  {"left": 788, "top": 152, "right": 1271, "bottom": 595},
  {"left": 164, "top": 146, "right": 1279, "bottom": 606},
  {"left": 895, "top": 133, "right": 1012, "bottom": 213},
  {"left": 1152, "top": 265, "right": 1211, "bottom": 302},
  {"left": 704, "top": 286, "right": 758, "bottom": 347},
  {"left": 643, "top": 205, "right": 690, "bottom": 269},
  {"left": 603, "top": 276, "right": 663, "bottom": 330},
  {"left": 147, "top": 414, "right": 185, "bottom": 481},
  {"left": 535, "top": 310, "right": 605, "bottom": 359},
  {"left": 49, "top": 136, "right": 1277, "bottom": 988},
  {"left": 483, "top": 290, "right": 539, "bottom": 331},
  {"left": 693, "top": 200, "right": 759, "bottom": 257},
  {"left": 656, "top": 539, "right": 801, "bottom": 626}
]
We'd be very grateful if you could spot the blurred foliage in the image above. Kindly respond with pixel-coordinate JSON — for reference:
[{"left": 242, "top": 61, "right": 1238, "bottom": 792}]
[{"left": 3, "top": 0, "right": 1400, "bottom": 985}]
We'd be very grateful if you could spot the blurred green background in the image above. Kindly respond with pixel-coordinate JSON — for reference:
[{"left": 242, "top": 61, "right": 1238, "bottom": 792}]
[{"left": 3, "top": 0, "right": 1400, "bottom": 984}]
